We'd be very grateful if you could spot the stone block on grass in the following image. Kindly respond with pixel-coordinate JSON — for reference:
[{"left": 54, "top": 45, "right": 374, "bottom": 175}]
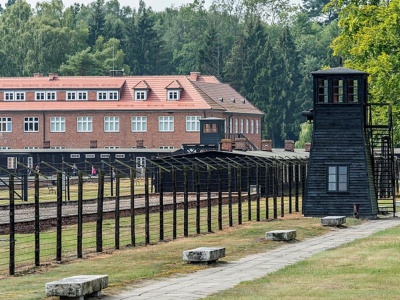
[
  {"left": 265, "top": 230, "right": 296, "bottom": 241},
  {"left": 321, "top": 216, "right": 346, "bottom": 226},
  {"left": 183, "top": 247, "right": 225, "bottom": 263}
]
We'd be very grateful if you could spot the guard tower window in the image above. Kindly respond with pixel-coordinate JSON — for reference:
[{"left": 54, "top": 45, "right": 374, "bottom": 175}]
[
  {"left": 333, "top": 79, "right": 343, "bottom": 103},
  {"left": 317, "top": 79, "right": 328, "bottom": 103},
  {"left": 348, "top": 79, "right": 358, "bottom": 103},
  {"left": 328, "top": 165, "right": 348, "bottom": 192},
  {"left": 203, "top": 123, "right": 218, "bottom": 133}
]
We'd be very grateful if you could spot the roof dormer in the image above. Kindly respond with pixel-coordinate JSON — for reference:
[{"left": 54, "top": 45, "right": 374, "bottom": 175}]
[
  {"left": 166, "top": 80, "right": 182, "bottom": 100},
  {"left": 133, "top": 80, "right": 150, "bottom": 101}
]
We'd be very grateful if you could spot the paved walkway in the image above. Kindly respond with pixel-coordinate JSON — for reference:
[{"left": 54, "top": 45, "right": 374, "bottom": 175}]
[{"left": 104, "top": 217, "right": 400, "bottom": 300}]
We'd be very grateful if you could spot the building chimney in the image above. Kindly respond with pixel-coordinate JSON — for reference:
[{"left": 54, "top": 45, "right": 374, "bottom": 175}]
[
  {"left": 136, "top": 139, "right": 144, "bottom": 148},
  {"left": 220, "top": 139, "right": 232, "bottom": 152},
  {"left": 49, "top": 73, "right": 58, "bottom": 81},
  {"left": 261, "top": 140, "right": 273, "bottom": 152},
  {"left": 33, "top": 73, "right": 43, "bottom": 78},
  {"left": 284, "top": 140, "right": 295, "bottom": 152},
  {"left": 189, "top": 72, "right": 200, "bottom": 81}
]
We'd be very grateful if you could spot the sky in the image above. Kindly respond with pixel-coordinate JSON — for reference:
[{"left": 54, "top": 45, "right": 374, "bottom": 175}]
[{"left": 0, "top": 0, "right": 301, "bottom": 11}]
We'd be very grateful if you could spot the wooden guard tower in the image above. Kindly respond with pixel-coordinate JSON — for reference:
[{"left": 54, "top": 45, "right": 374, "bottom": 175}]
[{"left": 303, "top": 67, "right": 395, "bottom": 218}]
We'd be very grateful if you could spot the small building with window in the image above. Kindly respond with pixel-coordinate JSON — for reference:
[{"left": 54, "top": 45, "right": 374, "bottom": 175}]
[
  {"left": 303, "top": 67, "right": 380, "bottom": 218},
  {"left": 0, "top": 72, "right": 263, "bottom": 151}
]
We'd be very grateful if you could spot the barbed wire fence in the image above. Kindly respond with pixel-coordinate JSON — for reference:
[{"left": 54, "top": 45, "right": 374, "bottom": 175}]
[{"left": 0, "top": 155, "right": 308, "bottom": 277}]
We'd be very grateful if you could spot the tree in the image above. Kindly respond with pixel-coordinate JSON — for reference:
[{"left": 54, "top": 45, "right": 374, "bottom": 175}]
[
  {"left": 295, "top": 122, "right": 313, "bottom": 148},
  {"left": 59, "top": 48, "right": 104, "bottom": 75},
  {"left": 331, "top": 0, "right": 400, "bottom": 142},
  {"left": 88, "top": 0, "right": 105, "bottom": 47}
]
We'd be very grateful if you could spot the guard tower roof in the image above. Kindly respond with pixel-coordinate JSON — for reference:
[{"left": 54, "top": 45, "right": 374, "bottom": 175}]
[{"left": 311, "top": 67, "right": 368, "bottom": 75}]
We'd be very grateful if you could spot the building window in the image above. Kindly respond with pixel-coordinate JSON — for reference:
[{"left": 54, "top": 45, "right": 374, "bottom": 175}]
[
  {"left": 333, "top": 79, "right": 343, "bottom": 103},
  {"left": 67, "top": 91, "right": 87, "bottom": 100},
  {"left": 24, "top": 117, "right": 39, "bottom": 132},
  {"left": 47, "top": 91, "right": 56, "bottom": 100},
  {"left": 235, "top": 119, "right": 238, "bottom": 133},
  {"left": 97, "top": 91, "right": 119, "bottom": 100},
  {"left": 115, "top": 154, "right": 125, "bottom": 158},
  {"left": 78, "top": 91, "right": 88, "bottom": 100},
  {"left": 246, "top": 119, "right": 249, "bottom": 134},
  {"left": 70, "top": 154, "right": 80, "bottom": 158},
  {"left": 159, "top": 116, "right": 174, "bottom": 132},
  {"left": 51, "top": 146, "right": 66, "bottom": 149},
  {"left": 85, "top": 154, "right": 95, "bottom": 158},
  {"left": 131, "top": 116, "right": 147, "bottom": 132},
  {"left": 35, "top": 92, "right": 45, "bottom": 100},
  {"left": 348, "top": 79, "right": 358, "bottom": 103},
  {"left": 50, "top": 117, "right": 65, "bottom": 132},
  {"left": 0, "top": 146, "right": 11, "bottom": 149},
  {"left": 104, "top": 146, "right": 120, "bottom": 149},
  {"left": 167, "top": 89, "right": 180, "bottom": 100},
  {"left": 0, "top": 117, "right": 12, "bottom": 132},
  {"left": 67, "top": 92, "right": 76, "bottom": 100},
  {"left": 328, "top": 165, "right": 348, "bottom": 192},
  {"left": 251, "top": 120, "right": 254, "bottom": 134},
  {"left": 104, "top": 116, "right": 119, "bottom": 132},
  {"left": 317, "top": 79, "right": 329, "bottom": 103},
  {"left": 4, "top": 91, "right": 25, "bottom": 101},
  {"left": 203, "top": 123, "right": 217, "bottom": 133},
  {"left": 7, "top": 157, "right": 17, "bottom": 169},
  {"left": 135, "top": 157, "right": 146, "bottom": 177},
  {"left": 77, "top": 116, "right": 93, "bottom": 132},
  {"left": 186, "top": 116, "right": 200, "bottom": 132},
  {"left": 159, "top": 146, "right": 174, "bottom": 149},
  {"left": 98, "top": 92, "right": 107, "bottom": 100},
  {"left": 230, "top": 118, "right": 233, "bottom": 134},
  {"left": 134, "top": 90, "right": 148, "bottom": 100},
  {"left": 256, "top": 120, "right": 259, "bottom": 134},
  {"left": 35, "top": 91, "right": 57, "bottom": 101},
  {"left": 100, "top": 154, "right": 110, "bottom": 158}
]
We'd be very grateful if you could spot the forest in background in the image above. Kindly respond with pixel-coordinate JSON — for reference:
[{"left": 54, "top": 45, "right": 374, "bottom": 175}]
[{"left": 0, "top": 0, "right": 397, "bottom": 147}]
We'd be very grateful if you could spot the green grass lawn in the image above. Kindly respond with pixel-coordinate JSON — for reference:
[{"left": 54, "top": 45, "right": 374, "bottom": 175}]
[{"left": 0, "top": 214, "right": 366, "bottom": 300}]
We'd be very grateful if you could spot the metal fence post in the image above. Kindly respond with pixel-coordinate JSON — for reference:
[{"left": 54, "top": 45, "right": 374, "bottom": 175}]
[{"left": 9, "top": 174, "right": 15, "bottom": 276}]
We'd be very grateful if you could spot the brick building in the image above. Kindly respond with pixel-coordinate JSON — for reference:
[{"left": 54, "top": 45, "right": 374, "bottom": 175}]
[{"left": 0, "top": 72, "right": 263, "bottom": 150}]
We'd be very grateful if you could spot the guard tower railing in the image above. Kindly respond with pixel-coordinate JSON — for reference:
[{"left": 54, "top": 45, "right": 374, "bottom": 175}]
[{"left": 365, "top": 103, "right": 396, "bottom": 216}]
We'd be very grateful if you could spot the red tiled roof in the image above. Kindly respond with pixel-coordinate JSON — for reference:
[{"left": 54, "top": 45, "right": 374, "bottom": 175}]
[
  {"left": 133, "top": 80, "right": 150, "bottom": 89},
  {"left": 0, "top": 74, "right": 263, "bottom": 115},
  {"left": 0, "top": 76, "right": 126, "bottom": 89}
]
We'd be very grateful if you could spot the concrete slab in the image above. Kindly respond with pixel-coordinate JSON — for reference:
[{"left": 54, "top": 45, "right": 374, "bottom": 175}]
[
  {"left": 183, "top": 247, "right": 225, "bottom": 263},
  {"left": 45, "top": 274, "right": 108, "bottom": 299},
  {"left": 321, "top": 216, "right": 346, "bottom": 226},
  {"left": 265, "top": 230, "right": 296, "bottom": 241}
]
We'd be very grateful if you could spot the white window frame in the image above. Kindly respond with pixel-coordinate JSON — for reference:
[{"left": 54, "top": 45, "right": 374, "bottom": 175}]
[
  {"left": 104, "top": 116, "right": 120, "bottom": 132},
  {"left": 97, "top": 91, "right": 119, "bottom": 101},
  {"left": 246, "top": 119, "right": 249, "bottom": 134},
  {"left": 134, "top": 90, "right": 148, "bottom": 101},
  {"left": 328, "top": 165, "right": 349, "bottom": 192},
  {"left": 24, "top": 117, "right": 39, "bottom": 132},
  {"left": 47, "top": 91, "right": 57, "bottom": 100},
  {"left": 104, "top": 146, "right": 120, "bottom": 149},
  {"left": 256, "top": 120, "right": 259, "bottom": 134},
  {"left": 0, "top": 117, "right": 12, "bottom": 132},
  {"left": 35, "top": 91, "right": 45, "bottom": 100},
  {"left": 186, "top": 116, "right": 201, "bottom": 132},
  {"left": 131, "top": 116, "right": 147, "bottom": 132},
  {"left": 77, "top": 116, "right": 93, "bottom": 132},
  {"left": 240, "top": 119, "right": 244, "bottom": 133},
  {"left": 7, "top": 157, "right": 17, "bottom": 169},
  {"left": 167, "top": 89, "right": 181, "bottom": 100},
  {"left": 50, "top": 116, "right": 66, "bottom": 132},
  {"left": 67, "top": 91, "right": 88, "bottom": 100},
  {"left": 230, "top": 118, "right": 233, "bottom": 134},
  {"left": 251, "top": 120, "right": 254, "bottom": 134},
  {"left": 4, "top": 91, "right": 25, "bottom": 101},
  {"left": 159, "top": 116, "right": 174, "bottom": 132},
  {"left": 235, "top": 119, "right": 238, "bottom": 133},
  {"left": 159, "top": 146, "right": 174, "bottom": 149}
]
